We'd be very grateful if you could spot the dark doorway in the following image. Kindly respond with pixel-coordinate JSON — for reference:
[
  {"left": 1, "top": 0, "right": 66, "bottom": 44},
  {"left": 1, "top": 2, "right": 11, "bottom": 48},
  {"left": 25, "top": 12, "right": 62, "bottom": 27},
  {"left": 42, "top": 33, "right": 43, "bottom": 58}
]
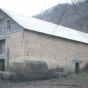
[
  {"left": 75, "top": 62, "right": 80, "bottom": 74},
  {"left": 0, "top": 40, "right": 5, "bottom": 54},
  {"left": 0, "top": 59, "right": 5, "bottom": 71}
]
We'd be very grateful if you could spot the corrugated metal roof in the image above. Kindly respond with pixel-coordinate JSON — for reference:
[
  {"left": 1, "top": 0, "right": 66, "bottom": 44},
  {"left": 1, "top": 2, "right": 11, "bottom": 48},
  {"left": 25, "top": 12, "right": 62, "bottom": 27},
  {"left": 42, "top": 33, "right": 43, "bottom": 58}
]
[{"left": 1, "top": 8, "right": 88, "bottom": 44}]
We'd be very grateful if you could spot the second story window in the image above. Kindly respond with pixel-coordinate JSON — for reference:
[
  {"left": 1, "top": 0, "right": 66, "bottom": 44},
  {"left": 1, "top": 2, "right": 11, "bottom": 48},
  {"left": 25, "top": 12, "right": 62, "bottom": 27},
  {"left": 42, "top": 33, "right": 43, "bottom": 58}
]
[{"left": 7, "top": 20, "right": 11, "bottom": 29}]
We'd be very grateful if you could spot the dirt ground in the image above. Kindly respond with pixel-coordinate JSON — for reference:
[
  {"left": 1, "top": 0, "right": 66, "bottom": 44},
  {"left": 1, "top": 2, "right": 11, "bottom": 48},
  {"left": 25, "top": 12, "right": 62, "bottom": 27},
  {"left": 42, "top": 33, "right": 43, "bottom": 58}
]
[
  {"left": 0, "top": 73, "right": 88, "bottom": 88},
  {"left": 0, "top": 79, "right": 87, "bottom": 88}
]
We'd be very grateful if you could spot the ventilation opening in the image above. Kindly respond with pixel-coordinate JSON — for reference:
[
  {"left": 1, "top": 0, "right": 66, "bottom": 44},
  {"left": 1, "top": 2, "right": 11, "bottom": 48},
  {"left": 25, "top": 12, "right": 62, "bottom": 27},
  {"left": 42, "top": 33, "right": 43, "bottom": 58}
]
[
  {"left": 0, "top": 59, "right": 5, "bottom": 71},
  {"left": 75, "top": 62, "right": 80, "bottom": 74}
]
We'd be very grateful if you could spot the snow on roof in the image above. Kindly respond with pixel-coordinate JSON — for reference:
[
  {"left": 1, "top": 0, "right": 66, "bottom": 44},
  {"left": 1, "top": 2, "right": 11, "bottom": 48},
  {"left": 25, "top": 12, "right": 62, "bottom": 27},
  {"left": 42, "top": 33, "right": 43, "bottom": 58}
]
[{"left": 1, "top": 8, "right": 88, "bottom": 44}]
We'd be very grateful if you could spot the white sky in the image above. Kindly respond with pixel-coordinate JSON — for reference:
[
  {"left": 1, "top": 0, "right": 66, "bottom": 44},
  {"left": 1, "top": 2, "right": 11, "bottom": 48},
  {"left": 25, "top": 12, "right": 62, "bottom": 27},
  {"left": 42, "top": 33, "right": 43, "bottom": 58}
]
[{"left": 0, "top": 0, "right": 72, "bottom": 16}]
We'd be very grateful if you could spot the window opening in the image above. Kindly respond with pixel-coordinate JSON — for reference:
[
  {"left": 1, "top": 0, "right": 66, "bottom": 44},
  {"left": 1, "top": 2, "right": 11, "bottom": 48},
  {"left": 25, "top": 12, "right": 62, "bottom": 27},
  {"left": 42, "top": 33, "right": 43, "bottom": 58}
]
[{"left": 7, "top": 20, "right": 11, "bottom": 29}]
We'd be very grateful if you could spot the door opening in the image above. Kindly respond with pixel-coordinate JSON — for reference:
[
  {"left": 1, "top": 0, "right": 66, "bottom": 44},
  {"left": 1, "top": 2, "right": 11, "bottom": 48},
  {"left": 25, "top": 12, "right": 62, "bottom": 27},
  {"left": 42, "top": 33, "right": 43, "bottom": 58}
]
[
  {"left": 0, "top": 59, "right": 5, "bottom": 71},
  {"left": 0, "top": 40, "right": 5, "bottom": 54},
  {"left": 75, "top": 62, "right": 80, "bottom": 74}
]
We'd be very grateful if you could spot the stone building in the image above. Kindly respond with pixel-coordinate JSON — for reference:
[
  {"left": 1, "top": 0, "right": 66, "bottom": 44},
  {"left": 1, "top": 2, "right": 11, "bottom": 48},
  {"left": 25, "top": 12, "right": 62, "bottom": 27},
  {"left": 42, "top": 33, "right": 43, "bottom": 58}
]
[{"left": 0, "top": 8, "right": 88, "bottom": 79}]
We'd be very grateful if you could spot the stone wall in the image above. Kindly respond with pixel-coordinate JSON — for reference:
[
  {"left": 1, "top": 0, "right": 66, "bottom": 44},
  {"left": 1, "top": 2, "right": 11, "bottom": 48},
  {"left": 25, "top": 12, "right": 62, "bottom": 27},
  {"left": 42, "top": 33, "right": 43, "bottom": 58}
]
[
  {"left": 6, "top": 32, "right": 24, "bottom": 60},
  {"left": 24, "top": 29, "right": 88, "bottom": 73}
]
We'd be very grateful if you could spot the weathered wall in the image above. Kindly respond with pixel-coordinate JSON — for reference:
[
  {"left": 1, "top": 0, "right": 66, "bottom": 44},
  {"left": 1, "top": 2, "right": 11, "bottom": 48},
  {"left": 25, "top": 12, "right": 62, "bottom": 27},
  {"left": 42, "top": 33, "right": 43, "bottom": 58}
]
[
  {"left": 6, "top": 31, "right": 24, "bottom": 60},
  {"left": 0, "top": 10, "right": 24, "bottom": 71},
  {"left": 24, "top": 30, "right": 88, "bottom": 73}
]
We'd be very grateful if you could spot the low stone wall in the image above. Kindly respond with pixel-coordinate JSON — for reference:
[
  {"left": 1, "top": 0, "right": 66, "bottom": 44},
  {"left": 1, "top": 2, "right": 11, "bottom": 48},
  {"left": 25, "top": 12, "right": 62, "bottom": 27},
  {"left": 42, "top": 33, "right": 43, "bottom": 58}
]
[
  {"left": 7, "top": 59, "right": 67, "bottom": 80},
  {"left": 0, "top": 71, "right": 15, "bottom": 80},
  {"left": 9, "top": 60, "right": 48, "bottom": 80}
]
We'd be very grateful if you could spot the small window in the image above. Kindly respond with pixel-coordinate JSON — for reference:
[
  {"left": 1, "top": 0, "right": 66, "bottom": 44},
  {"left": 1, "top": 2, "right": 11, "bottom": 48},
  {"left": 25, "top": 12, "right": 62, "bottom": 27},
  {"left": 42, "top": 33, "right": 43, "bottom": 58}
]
[{"left": 7, "top": 20, "right": 11, "bottom": 29}]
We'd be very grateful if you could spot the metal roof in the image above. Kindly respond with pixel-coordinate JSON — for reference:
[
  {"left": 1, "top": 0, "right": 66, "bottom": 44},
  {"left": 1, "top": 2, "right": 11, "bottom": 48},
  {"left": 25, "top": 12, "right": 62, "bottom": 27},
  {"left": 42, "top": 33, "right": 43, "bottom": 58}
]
[{"left": 1, "top": 8, "right": 88, "bottom": 44}]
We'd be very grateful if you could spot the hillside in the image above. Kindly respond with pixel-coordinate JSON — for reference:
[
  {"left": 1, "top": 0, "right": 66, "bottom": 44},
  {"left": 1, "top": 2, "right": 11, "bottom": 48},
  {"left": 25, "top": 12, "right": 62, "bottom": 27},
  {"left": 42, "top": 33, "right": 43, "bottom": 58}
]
[{"left": 34, "top": 2, "right": 88, "bottom": 33}]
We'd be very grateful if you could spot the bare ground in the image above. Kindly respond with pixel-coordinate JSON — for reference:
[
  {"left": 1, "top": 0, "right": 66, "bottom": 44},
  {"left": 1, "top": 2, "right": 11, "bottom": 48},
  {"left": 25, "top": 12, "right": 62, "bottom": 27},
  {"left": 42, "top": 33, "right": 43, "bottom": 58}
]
[
  {"left": 0, "top": 79, "right": 87, "bottom": 88},
  {"left": 0, "top": 73, "right": 88, "bottom": 88}
]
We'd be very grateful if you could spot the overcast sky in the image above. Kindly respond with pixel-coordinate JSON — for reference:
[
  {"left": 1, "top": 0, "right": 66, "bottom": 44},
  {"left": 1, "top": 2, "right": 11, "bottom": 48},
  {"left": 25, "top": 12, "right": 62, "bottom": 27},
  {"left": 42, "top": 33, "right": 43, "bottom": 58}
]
[{"left": 0, "top": 0, "right": 72, "bottom": 16}]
